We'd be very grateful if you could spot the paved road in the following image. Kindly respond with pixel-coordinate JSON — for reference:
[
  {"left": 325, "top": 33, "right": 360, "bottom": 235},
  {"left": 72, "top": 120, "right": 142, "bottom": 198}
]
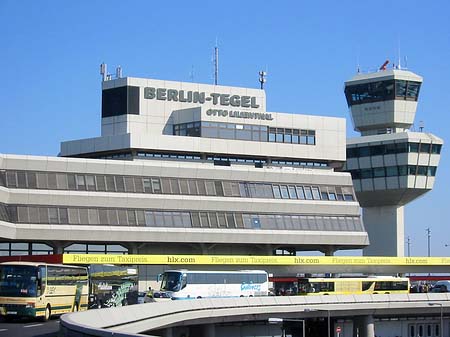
[{"left": 0, "top": 317, "right": 60, "bottom": 337}]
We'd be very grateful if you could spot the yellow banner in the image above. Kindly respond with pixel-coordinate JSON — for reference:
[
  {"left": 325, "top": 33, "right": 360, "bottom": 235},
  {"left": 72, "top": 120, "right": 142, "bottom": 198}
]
[{"left": 62, "top": 254, "right": 450, "bottom": 266}]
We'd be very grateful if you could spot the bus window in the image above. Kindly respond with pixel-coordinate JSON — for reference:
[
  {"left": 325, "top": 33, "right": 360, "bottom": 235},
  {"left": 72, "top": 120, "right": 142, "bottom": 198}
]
[
  {"left": 0, "top": 265, "right": 38, "bottom": 297},
  {"left": 38, "top": 266, "right": 47, "bottom": 296},
  {"left": 362, "top": 281, "right": 374, "bottom": 291}
]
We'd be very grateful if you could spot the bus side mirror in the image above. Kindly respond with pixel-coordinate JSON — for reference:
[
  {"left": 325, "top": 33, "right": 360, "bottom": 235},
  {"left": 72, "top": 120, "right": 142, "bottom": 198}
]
[{"left": 157, "top": 273, "right": 162, "bottom": 282}]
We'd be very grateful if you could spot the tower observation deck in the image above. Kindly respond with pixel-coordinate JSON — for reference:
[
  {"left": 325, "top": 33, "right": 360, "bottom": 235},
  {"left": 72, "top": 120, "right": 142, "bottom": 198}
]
[{"left": 344, "top": 62, "right": 443, "bottom": 256}]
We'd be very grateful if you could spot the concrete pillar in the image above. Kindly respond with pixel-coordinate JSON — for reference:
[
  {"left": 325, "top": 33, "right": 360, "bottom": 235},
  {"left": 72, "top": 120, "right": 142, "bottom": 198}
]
[
  {"left": 353, "top": 316, "right": 361, "bottom": 337},
  {"left": 52, "top": 242, "right": 64, "bottom": 254},
  {"left": 362, "top": 205, "right": 404, "bottom": 257},
  {"left": 323, "top": 247, "right": 335, "bottom": 256},
  {"left": 202, "top": 324, "right": 215, "bottom": 337},
  {"left": 360, "top": 315, "right": 375, "bottom": 337},
  {"left": 162, "top": 327, "right": 173, "bottom": 337}
]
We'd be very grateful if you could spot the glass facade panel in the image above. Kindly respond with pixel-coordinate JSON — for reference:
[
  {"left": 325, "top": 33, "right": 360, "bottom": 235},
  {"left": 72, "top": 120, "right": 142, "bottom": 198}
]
[
  {"left": 36, "top": 172, "right": 48, "bottom": 189},
  {"left": 311, "top": 187, "right": 321, "bottom": 200},
  {"left": 272, "top": 185, "right": 282, "bottom": 199},
  {"left": 288, "top": 186, "right": 297, "bottom": 199},
  {"left": 217, "top": 212, "right": 227, "bottom": 227},
  {"left": 205, "top": 181, "right": 216, "bottom": 195},
  {"left": 188, "top": 180, "right": 198, "bottom": 195},
  {"left": 296, "top": 186, "right": 305, "bottom": 199},
  {"left": 86, "top": 175, "right": 96, "bottom": 191},
  {"left": 179, "top": 179, "right": 189, "bottom": 194},
  {"left": 145, "top": 211, "right": 155, "bottom": 226},
  {"left": 280, "top": 185, "right": 289, "bottom": 199},
  {"left": 106, "top": 176, "right": 116, "bottom": 192},
  {"left": 304, "top": 187, "right": 313, "bottom": 200}
]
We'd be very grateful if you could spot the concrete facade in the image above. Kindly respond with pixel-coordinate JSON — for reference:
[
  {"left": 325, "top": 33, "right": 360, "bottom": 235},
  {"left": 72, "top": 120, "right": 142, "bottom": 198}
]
[{"left": 0, "top": 70, "right": 369, "bottom": 283}]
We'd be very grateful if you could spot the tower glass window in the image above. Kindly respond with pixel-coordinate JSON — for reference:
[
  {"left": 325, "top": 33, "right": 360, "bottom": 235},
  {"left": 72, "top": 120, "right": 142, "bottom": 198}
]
[{"left": 345, "top": 79, "right": 421, "bottom": 106}]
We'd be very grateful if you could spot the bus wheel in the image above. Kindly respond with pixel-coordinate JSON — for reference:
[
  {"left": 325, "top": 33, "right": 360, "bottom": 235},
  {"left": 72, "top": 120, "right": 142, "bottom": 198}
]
[
  {"left": 42, "top": 305, "right": 51, "bottom": 322},
  {"left": 196, "top": 296, "right": 202, "bottom": 299}
]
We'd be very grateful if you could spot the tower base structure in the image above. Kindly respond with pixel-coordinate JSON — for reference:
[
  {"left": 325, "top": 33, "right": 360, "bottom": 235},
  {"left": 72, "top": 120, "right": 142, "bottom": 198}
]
[{"left": 362, "top": 206, "right": 404, "bottom": 257}]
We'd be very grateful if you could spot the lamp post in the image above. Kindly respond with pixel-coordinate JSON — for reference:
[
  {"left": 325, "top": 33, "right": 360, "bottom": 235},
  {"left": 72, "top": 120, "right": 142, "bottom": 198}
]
[
  {"left": 268, "top": 317, "right": 305, "bottom": 337},
  {"left": 428, "top": 303, "right": 443, "bottom": 337},
  {"left": 426, "top": 227, "right": 431, "bottom": 257}
]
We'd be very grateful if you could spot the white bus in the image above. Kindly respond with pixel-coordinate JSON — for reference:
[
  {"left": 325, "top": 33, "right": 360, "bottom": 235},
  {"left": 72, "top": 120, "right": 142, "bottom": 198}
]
[{"left": 158, "top": 270, "right": 269, "bottom": 299}]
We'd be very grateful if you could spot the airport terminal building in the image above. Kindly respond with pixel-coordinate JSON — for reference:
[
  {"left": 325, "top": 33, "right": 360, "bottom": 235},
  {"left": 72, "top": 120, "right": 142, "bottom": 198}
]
[{"left": 0, "top": 69, "right": 368, "bottom": 280}]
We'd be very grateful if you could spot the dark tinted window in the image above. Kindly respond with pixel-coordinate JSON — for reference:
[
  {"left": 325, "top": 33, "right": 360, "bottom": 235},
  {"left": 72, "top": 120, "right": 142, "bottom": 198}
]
[
  {"left": 102, "top": 86, "right": 140, "bottom": 118},
  {"left": 345, "top": 80, "right": 395, "bottom": 106}
]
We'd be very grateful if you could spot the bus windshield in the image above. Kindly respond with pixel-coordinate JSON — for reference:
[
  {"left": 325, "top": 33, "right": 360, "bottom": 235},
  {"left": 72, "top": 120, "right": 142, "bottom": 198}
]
[
  {"left": 160, "top": 272, "right": 182, "bottom": 292},
  {"left": 0, "top": 265, "right": 38, "bottom": 297}
]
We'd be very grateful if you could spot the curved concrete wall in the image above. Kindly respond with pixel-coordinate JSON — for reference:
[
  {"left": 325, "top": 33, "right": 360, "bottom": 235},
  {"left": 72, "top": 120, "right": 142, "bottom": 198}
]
[{"left": 60, "top": 293, "right": 450, "bottom": 336}]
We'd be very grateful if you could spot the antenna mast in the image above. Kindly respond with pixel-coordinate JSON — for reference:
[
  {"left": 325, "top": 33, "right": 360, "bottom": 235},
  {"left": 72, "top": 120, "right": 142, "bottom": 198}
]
[
  {"left": 259, "top": 70, "right": 267, "bottom": 89},
  {"left": 214, "top": 39, "right": 219, "bottom": 85}
]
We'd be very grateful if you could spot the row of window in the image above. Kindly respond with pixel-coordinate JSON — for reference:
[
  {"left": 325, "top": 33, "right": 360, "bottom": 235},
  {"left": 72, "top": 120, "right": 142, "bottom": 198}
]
[
  {"left": 0, "top": 170, "right": 354, "bottom": 201},
  {"left": 4, "top": 204, "right": 363, "bottom": 232},
  {"left": 348, "top": 165, "right": 437, "bottom": 180},
  {"left": 0, "top": 242, "right": 54, "bottom": 256},
  {"left": 101, "top": 151, "right": 328, "bottom": 168},
  {"left": 344, "top": 79, "right": 421, "bottom": 106},
  {"left": 270, "top": 185, "right": 354, "bottom": 201},
  {"left": 0, "top": 243, "right": 129, "bottom": 256},
  {"left": 268, "top": 127, "right": 315, "bottom": 145},
  {"left": 346, "top": 142, "right": 442, "bottom": 158},
  {"left": 186, "top": 273, "right": 267, "bottom": 284},
  {"left": 190, "top": 212, "right": 363, "bottom": 232},
  {"left": 173, "top": 121, "right": 317, "bottom": 145}
]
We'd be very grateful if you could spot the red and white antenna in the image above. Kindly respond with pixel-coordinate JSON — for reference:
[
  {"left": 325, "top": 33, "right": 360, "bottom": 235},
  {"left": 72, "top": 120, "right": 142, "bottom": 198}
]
[{"left": 379, "top": 60, "right": 389, "bottom": 71}]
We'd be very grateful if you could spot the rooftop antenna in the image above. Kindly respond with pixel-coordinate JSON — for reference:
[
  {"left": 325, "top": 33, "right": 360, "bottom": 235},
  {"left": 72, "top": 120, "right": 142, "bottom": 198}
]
[
  {"left": 397, "top": 40, "right": 402, "bottom": 70},
  {"left": 100, "top": 63, "right": 107, "bottom": 81},
  {"left": 214, "top": 38, "right": 219, "bottom": 85},
  {"left": 189, "top": 65, "right": 195, "bottom": 82},
  {"left": 379, "top": 60, "right": 389, "bottom": 71},
  {"left": 404, "top": 55, "right": 408, "bottom": 69},
  {"left": 116, "top": 65, "right": 122, "bottom": 79},
  {"left": 356, "top": 48, "right": 361, "bottom": 73},
  {"left": 419, "top": 120, "right": 424, "bottom": 132},
  {"left": 259, "top": 70, "right": 267, "bottom": 89}
]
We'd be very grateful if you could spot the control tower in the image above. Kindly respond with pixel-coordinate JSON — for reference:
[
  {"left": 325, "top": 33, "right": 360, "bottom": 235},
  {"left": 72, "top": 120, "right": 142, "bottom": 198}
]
[{"left": 344, "top": 61, "right": 443, "bottom": 256}]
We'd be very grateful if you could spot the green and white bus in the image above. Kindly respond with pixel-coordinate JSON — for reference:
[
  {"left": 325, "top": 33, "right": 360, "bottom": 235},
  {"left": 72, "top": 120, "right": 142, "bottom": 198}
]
[{"left": 0, "top": 262, "right": 88, "bottom": 321}]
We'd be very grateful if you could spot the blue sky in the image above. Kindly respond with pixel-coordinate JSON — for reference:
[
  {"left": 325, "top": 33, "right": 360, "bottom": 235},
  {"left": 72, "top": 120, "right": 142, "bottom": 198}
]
[{"left": 1, "top": 1, "right": 449, "bottom": 256}]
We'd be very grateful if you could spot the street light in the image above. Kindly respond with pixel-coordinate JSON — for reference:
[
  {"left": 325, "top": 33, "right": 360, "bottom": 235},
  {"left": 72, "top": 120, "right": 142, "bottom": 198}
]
[
  {"left": 268, "top": 317, "right": 305, "bottom": 337},
  {"left": 426, "top": 227, "right": 431, "bottom": 257},
  {"left": 428, "top": 303, "right": 443, "bottom": 337}
]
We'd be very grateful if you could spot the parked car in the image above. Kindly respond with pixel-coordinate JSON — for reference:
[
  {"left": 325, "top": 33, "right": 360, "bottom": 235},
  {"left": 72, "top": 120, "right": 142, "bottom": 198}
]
[
  {"left": 432, "top": 280, "right": 450, "bottom": 292},
  {"left": 152, "top": 291, "right": 172, "bottom": 301}
]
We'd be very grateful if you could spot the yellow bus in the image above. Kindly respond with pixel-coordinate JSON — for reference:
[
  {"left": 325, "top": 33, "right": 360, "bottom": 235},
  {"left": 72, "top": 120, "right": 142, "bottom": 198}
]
[
  {"left": 297, "top": 276, "right": 410, "bottom": 295},
  {"left": 0, "top": 262, "right": 88, "bottom": 321}
]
